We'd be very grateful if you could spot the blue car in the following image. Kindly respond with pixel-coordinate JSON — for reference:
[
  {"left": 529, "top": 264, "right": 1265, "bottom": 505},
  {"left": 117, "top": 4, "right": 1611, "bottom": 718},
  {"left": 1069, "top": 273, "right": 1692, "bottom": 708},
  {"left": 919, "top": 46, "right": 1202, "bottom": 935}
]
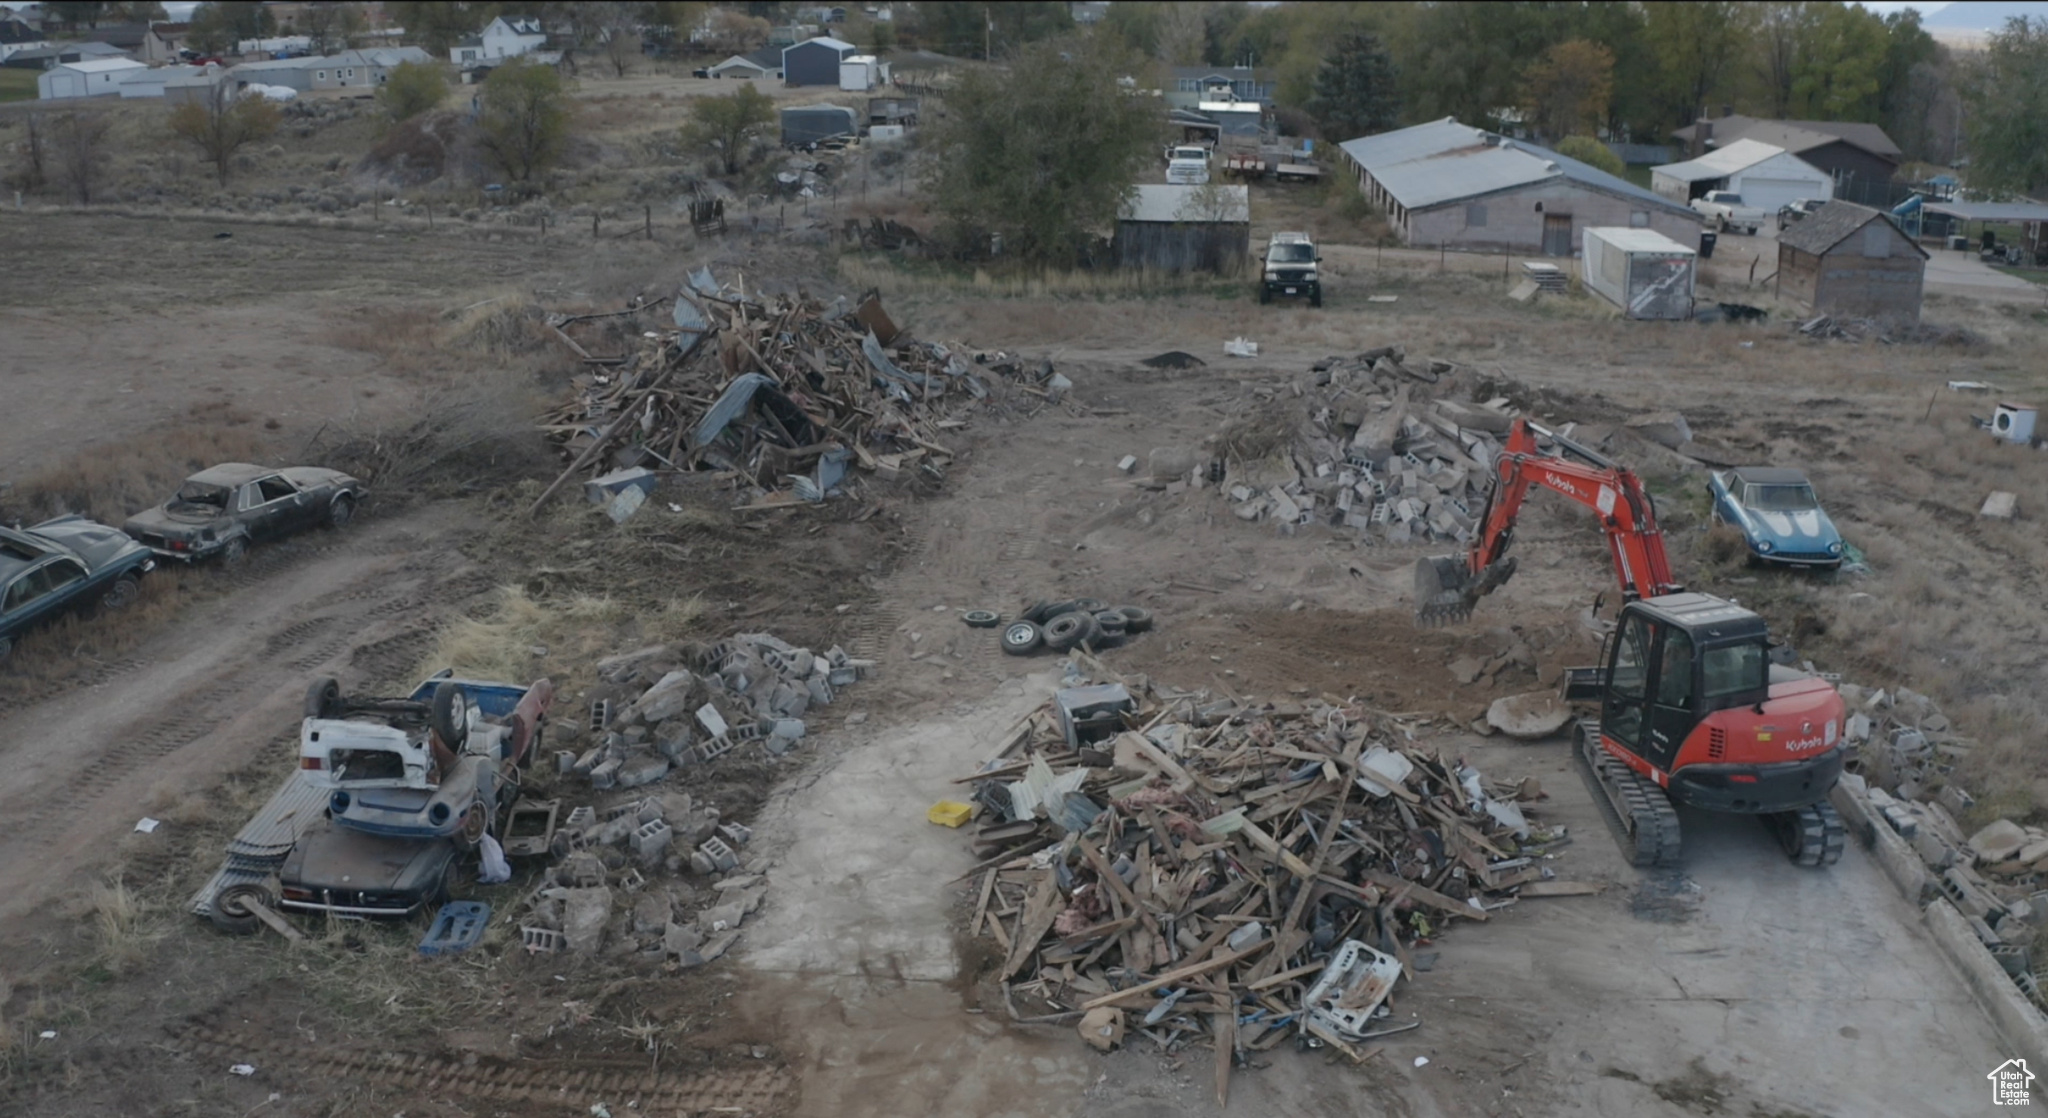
[
  {"left": 0, "top": 516, "right": 156, "bottom": 660},
  {"left": 1709, "top": 467, "right": 1845, "bottom": 569}
]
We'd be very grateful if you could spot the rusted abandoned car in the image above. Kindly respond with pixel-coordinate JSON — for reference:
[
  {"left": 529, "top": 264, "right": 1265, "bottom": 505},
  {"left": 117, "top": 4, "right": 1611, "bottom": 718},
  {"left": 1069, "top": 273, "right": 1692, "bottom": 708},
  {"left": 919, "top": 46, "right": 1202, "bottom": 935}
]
[
  {"left": 1, "top": 516, "right": 155, "bottom": 660},
  {"left": 122, "top": 463, "right": 365, "bottom": 562}
]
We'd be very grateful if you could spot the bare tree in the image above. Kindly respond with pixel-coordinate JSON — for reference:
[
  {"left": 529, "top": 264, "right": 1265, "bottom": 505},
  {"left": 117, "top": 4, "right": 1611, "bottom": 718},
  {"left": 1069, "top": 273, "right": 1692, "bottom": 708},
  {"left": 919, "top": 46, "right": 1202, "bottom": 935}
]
[
  {"left": 168, "top": 84, "right": 282, "bottom": 185},
  {"left": 13, "top": 109, "right": 49, "bottom": 193},
  {"left": 53, "top": 111, "right": 110, "bottom": 204},
  {"left": 602, "top": 22, "right": 641, "bottom": 78}
]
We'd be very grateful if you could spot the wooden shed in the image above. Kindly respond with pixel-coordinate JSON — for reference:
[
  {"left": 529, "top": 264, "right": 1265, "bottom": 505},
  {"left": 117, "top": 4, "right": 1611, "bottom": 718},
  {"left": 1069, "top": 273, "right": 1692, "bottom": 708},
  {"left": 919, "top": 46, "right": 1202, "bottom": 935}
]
[
  {"left": 1112, "top": 185, "right": 1250, "bottom": 273},
  {"left": 1775, "top": 201, "right": 1927, "bottom": 323}
]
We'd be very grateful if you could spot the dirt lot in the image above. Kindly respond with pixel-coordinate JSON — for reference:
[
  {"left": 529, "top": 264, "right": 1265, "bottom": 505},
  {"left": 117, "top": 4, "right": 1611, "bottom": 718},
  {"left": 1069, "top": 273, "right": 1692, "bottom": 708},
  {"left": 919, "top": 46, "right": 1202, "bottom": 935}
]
[{"left": 1, "top": 199, "right": 2041, "bottom": 1118}]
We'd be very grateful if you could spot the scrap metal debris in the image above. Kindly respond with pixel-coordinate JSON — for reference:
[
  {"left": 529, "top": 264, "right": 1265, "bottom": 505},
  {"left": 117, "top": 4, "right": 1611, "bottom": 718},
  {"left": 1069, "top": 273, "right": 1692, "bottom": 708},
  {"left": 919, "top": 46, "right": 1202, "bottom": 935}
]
[
  {"left": 949, "top": 669, "right": 1583, "bottom": 1062},
  {"left": 535, "top": 279, "right": 1050, "bottom": 512}
]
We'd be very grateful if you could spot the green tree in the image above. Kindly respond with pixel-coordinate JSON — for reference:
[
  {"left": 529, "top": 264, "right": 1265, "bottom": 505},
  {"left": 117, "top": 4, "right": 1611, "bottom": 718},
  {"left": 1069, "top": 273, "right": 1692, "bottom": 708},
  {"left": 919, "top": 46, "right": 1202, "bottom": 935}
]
[
  {"left": 1521, "top": 38, "right": 1614, "bottom": 140},
  {"left": 46, "top": 2, "right": 108, "bottom": 29},
  {"left": 477, "top": 58, "right": 570, "bottom": 187},
  {"left": 302, "top": 1, "right": 366, "bottom": 54},
  {"left": 1754, "top": 1, "right": 1820, "bottom": 119},
  {"left": 923, "top": 35, "right": 1162, "bottom": 264},
  {"left": 388, "top": 1, "right": 489, "bottom": 57},
  {"left": 378, "top": 60, "right": 449, "bottom": 121},
  {"left": 685, "top": 83, "right": 775, "bottom": 174},
  {"left": 1963, "top": 16, "right": 2048, "bottom": 195},
  {"left": 168, "top": 85, "right": 281, "bottom": 185},
  {"left": 1550, "top": 135, "right": 1624, "bottom": 176},
  {"left": 909, "top": 0, "right": 1065, "bottom": 59},
  {"left": 1307, "top": 31, "right": 1398, "bottom": 141},
  {"left": 187, "top": 0, "right": 277, "bottom": 54},
  {"left": 1788, "top": 2, "right": 1888, "bottom": 120},
  {"left": 1396, "top": 1, "right": 1576, "bottom": 128},
  {"left": 1643, "top": 1, "right": 1751, "bottom": 131},
  {"left": 867, "top": 19, "right": 895, "bottom": 53}
]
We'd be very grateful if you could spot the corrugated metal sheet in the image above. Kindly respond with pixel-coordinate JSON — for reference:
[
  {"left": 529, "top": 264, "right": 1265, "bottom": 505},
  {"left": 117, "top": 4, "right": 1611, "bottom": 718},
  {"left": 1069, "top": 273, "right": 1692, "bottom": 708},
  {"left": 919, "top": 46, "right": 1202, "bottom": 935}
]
[
  {"left": 1652, "top": 139, "right": 1787, "bottom": 182},
  {"left": 1583, "top": 227, "right": 1696, "bottom": 254},
  {"left": 1119, "top": 184, "right": 1250, "bottom": 224},
  {"left": 190, "top": 770, "right": 329, "bottom": 917},
  {"left": 1926, "top": 201, "right": 2048, "bottom": 223},
  {"left": 1340, "top": 119, "right": 1692, "bottom": 216}
]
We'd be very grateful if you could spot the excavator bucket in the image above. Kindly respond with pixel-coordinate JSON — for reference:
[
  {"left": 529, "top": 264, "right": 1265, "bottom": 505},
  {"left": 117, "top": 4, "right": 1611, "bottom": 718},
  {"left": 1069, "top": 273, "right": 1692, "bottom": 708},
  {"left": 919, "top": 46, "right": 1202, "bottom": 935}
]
[{"left": 1413, "top": 555, "right": 1518, "bottom": 627}]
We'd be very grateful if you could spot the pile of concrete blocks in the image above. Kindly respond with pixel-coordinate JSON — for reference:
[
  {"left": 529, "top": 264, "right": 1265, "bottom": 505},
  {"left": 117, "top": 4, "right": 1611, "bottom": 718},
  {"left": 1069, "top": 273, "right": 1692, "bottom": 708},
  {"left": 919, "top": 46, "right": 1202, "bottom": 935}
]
[
  {"left": 1210, "top": 345, "right": 1517, "bottom": 544},
  {"left": 561, "top": 633, "right": 872, "bottom": 790},
  {"left": 512, "top": 788, "right": 765, "bottom": 966}
]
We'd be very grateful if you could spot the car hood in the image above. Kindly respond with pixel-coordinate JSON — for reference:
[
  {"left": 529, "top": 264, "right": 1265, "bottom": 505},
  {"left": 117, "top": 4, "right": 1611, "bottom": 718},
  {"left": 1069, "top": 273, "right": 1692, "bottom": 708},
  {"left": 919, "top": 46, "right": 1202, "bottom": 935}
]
[
  {"left": 287, "top": 819, "right": 451, "bottom": 889},
  {"left": 27, "top": 516, "right": 149, "bottom": 571},
  {"left": 1746, "top": 507, "right": 1840, "bottom": 546},
  {"left": 125, "top": 505, "right": 227, "bottom": 533}
]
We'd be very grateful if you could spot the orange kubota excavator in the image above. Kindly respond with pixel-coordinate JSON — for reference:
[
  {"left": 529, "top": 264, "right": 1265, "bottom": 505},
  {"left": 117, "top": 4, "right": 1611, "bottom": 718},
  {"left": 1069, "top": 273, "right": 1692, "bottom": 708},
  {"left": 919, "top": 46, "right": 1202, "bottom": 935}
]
[{"left": 1415, "top": 418, "right": 1846, "bottom": 868}]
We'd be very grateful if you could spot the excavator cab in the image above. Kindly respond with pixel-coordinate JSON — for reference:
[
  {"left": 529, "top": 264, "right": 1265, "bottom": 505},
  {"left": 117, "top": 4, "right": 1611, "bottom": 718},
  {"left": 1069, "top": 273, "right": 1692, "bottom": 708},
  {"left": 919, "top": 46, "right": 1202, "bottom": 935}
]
[{"left": 1591, "top": 594, "right": 1771, "bottom": 777}]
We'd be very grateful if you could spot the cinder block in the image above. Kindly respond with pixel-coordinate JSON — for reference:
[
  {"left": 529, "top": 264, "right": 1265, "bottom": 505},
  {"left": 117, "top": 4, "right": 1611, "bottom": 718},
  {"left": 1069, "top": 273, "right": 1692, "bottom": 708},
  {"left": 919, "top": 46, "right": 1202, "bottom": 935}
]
[
  {"left": 588, "top": 758, "right": 622, "bottom": 789},
  {"left": 633, "top": 819, "right": 674, "bottom": 861},
  {"left": 520, "top": 926, "right": 565, "bottom": 955}
]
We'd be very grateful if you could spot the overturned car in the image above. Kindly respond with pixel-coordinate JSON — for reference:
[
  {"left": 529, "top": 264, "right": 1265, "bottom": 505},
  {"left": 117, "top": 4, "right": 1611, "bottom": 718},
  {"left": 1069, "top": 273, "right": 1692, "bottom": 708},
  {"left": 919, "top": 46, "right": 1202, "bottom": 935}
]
[{"left": 299, "top": 673, "right": 554, "bottom": 847}]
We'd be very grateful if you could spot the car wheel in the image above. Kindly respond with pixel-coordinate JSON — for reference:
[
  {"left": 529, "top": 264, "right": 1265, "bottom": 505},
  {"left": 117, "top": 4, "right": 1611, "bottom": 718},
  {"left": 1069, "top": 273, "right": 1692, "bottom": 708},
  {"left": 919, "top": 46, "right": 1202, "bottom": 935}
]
[
  {"left": 1259, "top": 286, "right": 1272, "bottom": 305},
  {"left": 210, "top": 882, "right": 275, "bottom": 936},
  {"left": 962, "top": 610, "right": 1001, "bottom": 628},
  {"left": 220, "top": 537, "right": 248, "bottom": 566},
  {"left": 454, "top": 799, "right": 489, "bottom": 851},
  {"left": 304, "top": 676, "right": 344, "bottom": 720},
  {"left": 1311, "top": 289, "right": 1323, "bottom": 308},
  {"left": 99, "top": 573, "right": 140, "bottom": 612},
  {"left": 1042, "top": 612, "right": 1091, "bottom": 652},
  {"left": 327, "top": 495, "right": 355, "bottom": 530},
  {"left": 431, "top": 681, "right": 471, "bottom": 748},
  {"left": 1000, "top": 620, "right": 1043, "bottom": 656}
]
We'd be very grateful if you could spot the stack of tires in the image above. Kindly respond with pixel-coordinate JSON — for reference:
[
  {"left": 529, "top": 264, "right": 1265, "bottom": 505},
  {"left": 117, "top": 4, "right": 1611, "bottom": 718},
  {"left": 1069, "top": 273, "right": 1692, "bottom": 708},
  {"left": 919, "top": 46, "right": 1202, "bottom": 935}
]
[{"left": 971, "top": 598, "right": 1154, "bottom": 656}]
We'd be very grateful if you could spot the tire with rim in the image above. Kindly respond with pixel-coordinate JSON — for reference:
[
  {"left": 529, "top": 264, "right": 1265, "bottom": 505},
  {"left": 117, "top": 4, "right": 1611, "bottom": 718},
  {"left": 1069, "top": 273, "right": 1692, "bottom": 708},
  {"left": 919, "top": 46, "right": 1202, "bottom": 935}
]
[
  {"left": 1042, "top": 612, "right": 1090, "bottom": 652},
  {"left": 962, "top": 609, "right": 1001, "bottom": 629},
  {"left": 431, "top": 682, "right": 471, "bottom": 748},
  {"left": 1116, "top": 606, "right": 1154, "bottom": 633},
  {"left": 1001, "top": 620, "right": 1043, "bottom": 656},
  {"left": 220, "top": 537, "right": 248, "bottom": 566},
  {"left": 210, "top": 882, "right": 274, "bottom": 936},
  {"left": 304, "top": 676, "right": 344, "bottom": 720},
  {"left": 328, "top": 494, "right": 355, "bottom": 529},
  {"left": 1311, "top": 288, "right": 1323, "bottom": 308},
  {"left": 99, "top": 573, "right": 140, "bottom": 612},
  {"left": 454, "top": 797, "right": 489, "bottom": 851}
]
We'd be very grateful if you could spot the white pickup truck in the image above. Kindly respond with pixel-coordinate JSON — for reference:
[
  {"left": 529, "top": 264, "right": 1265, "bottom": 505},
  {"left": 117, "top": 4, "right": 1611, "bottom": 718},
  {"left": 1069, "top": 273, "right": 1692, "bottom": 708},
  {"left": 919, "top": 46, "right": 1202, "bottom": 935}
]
[
  {"left": 1164, "top": 144, "right": 1211, "bottom": 185},
  {"left": 1690, "top": 190, "right": 1767, "bottom": 234}
]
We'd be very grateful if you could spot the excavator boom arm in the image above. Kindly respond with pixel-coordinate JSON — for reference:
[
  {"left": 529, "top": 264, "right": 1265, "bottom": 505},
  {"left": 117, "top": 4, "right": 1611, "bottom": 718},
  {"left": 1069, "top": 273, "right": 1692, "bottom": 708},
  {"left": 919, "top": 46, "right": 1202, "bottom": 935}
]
[{"left": 1416, "top": 418, "right": 1679, "bottom": 623}]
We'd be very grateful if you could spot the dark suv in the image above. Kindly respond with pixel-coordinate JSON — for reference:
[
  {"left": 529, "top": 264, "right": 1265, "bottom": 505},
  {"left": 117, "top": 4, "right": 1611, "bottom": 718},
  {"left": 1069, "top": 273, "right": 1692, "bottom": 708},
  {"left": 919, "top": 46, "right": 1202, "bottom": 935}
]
[{"left": 1260, "top": 231, "right": 1322, "bottom": 307}]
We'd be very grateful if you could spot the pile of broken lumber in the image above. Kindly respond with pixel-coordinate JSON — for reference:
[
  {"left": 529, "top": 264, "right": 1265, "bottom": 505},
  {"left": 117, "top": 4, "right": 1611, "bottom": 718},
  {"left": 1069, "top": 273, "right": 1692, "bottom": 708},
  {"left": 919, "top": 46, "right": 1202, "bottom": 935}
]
[
  {"left": 533, "top": 275, "right": 1010, "bottom": 511},
  {"left": 952, "top": 669, "right": 1591, "bottom": 1092}
]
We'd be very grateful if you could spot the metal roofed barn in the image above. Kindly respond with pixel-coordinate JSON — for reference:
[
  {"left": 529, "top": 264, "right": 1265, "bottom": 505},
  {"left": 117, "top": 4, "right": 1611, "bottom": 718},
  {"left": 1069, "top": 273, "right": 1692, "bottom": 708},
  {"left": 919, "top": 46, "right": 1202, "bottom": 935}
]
[
  {"left": 1339, "top": 118, "right": 1701, "bottom": 256},
  {"left": 1112, "top": 184, "right": 1251, "bottom": 273}
]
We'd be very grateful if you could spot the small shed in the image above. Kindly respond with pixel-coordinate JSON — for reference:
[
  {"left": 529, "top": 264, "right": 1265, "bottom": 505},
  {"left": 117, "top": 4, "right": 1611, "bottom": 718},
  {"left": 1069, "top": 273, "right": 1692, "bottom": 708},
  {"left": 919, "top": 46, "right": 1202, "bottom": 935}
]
[
  {"left": 1582, "top": 227, "right": 1696, "bottom": 320},
  {"left": 866, "top": 95, "right": 918, "bottom": 126},
  {"left": 1650, "top": 138, "right": 1831, "bottom": 211},
  {"left": 1112, "top": 184, "right": 1251, "bottom": 273},
  {"left": 1775, "top": 201, "right": 1927, "bottom": 322},
  {"left": 838, "top": 53, "right": 887, "bottom": 91},
  {"left": 780, "top": 103, "right": 859, "bottom": 147},
  {"left": 782, "top": 35, "right": 853, "bottom": 87}
]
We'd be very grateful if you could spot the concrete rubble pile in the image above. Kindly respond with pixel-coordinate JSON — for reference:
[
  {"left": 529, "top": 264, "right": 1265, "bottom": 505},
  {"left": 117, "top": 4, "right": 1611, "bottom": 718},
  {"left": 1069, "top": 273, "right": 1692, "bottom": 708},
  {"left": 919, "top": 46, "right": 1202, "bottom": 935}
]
[
  {"left": 538, "top": 272, "right": 1050, "bottom": 509},
  {"left": 1839, "top": 681, "right": 2048, "bottom": 1000},
  {"left": 560, "top": 632, "right": 872, "bottom": 789},
  {"left": 949, "top": 671, "right": 1591, "bottom": 1074},
  {"left": 1204, "top": 346, "right": 1519, "bottom": 544},
  {"left": 508, "top": 788, "right": 767, "bottom": 968}
]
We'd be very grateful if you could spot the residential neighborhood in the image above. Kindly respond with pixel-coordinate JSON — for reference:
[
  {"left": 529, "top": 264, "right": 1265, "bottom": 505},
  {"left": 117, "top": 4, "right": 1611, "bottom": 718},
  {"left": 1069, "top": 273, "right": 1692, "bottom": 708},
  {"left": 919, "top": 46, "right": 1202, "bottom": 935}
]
[{"left": 2, "top": 3, "right": 2048, "bottom": 1118}]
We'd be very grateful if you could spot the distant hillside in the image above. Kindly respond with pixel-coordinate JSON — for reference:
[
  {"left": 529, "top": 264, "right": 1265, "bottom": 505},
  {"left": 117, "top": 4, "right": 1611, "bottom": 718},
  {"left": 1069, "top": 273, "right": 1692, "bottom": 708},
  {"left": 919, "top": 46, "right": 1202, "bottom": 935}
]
[{"left": 1918, "top": 1, "right": 2048, "bottom": 30}]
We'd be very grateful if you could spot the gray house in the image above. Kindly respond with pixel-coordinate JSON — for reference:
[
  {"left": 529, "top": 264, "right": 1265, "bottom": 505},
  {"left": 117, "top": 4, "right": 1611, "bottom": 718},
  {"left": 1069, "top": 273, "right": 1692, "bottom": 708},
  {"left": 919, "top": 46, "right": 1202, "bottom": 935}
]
[
  {"left": 782, "top": 35, "right": 853, "bottom": 87},
  {"left": 780, "top": 103, "right": 859, "bottom": 147},
  {"left": 229, "top": 47, "right": 433, "bottom": 93},
  {"left": 1164, "top": 65, "right": 1273, "bottom": 110},
  {"left": 1112, "top": 184, "right": 1251, "bottom": 273}
]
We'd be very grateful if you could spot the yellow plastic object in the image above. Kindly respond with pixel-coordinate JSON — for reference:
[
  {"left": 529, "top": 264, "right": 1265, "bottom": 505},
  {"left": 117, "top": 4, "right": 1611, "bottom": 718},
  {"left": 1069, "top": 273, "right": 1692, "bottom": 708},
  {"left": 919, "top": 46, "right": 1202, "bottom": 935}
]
[{"left": 927, "top": 800, "right": 975, "bottom": 828}]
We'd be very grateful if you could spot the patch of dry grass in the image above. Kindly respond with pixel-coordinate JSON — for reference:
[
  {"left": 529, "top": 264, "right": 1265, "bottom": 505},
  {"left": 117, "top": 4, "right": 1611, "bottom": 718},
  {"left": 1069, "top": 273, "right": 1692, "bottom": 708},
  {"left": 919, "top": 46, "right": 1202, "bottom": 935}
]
[
  {"left": 88, "top": 881, "right": 156, "bottom": 977},
  {"left": 417, "top": 583, "right": 702, "bottom": 692},
  {"left": 3, "top": 411, "right": 272, "bottom": 526}
]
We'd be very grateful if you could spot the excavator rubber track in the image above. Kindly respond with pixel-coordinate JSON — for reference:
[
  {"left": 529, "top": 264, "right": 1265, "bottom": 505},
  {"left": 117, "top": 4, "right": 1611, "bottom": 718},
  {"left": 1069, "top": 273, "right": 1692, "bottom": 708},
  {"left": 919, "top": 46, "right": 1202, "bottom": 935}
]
[
  {"left": 1764, "top": 801, "right": 1846, "bottom": 868},
  {"left": 1575, "top": 720, "right": 1683, "bottom": 868}
]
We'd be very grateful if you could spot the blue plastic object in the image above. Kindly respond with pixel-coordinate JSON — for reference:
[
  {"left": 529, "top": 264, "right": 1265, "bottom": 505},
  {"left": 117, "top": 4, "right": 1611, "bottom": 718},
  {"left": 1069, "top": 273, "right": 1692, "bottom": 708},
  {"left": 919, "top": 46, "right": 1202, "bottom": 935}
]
[{"left": 418, "top": 901, "right": 490, "bottom": 956}]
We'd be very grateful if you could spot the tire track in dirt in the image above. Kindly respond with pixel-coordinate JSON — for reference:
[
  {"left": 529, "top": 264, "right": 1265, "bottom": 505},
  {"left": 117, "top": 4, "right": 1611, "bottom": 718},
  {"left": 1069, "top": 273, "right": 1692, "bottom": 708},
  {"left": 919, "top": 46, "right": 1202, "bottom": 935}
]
[{"left": 169, "top": 1024, "right": 796, "bottom": 1114}]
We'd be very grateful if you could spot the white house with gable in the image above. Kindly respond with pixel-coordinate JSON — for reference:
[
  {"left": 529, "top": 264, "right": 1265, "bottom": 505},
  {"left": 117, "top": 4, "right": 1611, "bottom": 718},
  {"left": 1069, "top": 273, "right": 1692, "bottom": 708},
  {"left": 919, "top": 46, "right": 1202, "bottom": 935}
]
[{"left": 450, "top": 16, "right": 546, "bottom": 64}]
